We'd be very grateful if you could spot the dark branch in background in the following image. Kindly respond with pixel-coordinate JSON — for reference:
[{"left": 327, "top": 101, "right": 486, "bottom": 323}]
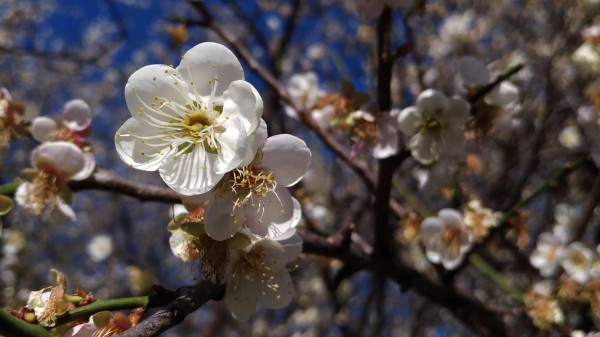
[
  {"left": 271, "top": 0, "right": 302, "bottom": 75},
  {"left": 115, "top": 281, "right": 224, "bottom": 337},
  {"left": 571, "top": 171, "right": 600, "bottom": 242},
  {"left": 184, "top": 0, "right": 406, "bottom": 219},
  {"left": 69, "top": 169, "right": 180, "bottom": 203}
]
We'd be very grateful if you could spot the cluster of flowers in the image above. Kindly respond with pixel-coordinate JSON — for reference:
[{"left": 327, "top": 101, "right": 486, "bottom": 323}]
[
  {"left": 15, "top": 99, "right": 95, "bottom": 224},
  {"left": 415, "top": 201, "right": 501, "bottom": 270},
  {"left": 285, "top": 72, "right": 398, "bottom": 159},
  {"left": 114, "top": 42, "right": 311, "bottom": 320}
]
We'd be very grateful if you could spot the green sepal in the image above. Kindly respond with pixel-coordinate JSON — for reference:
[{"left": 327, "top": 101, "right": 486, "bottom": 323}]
[
  {"left": 228, "top": 233, "right": 251, "bottom": 250},
  {"left": 180, "top": 221, "right": 205, "bottom": 238},
  {"left": 0, "top": 195, "right": 14, "bottom": 215}
]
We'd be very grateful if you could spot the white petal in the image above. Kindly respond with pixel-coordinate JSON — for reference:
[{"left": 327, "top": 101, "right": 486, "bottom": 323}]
[
  {"left": 420, "top": 217, "right": 443, "bottom": 242},
  {"left": 214, "top": 117, "right": 247, "bottom": 174},
  {"left": 245, "top": 186, "right": 294, "bottom": 237},
  {"left": 416, "top": 89, "right": 449, "bottom": 118},
  {"left": 115, "top": 118, "right": 171, "bottom": 172},
  {"left": 278, "top": 232, "right": 302, "bottom": 264},
  {"left": 225, "top": 268, "right": 258, "bottom": 321},
  {"left": 48, "top": 200, "right": 76, "bottom": 224},
  {"left": 62, "top": 99, "right": 92, "bottom": 132},
  {"left": 457, "top": 56, "right": 490, "bottom": 86},
  {"left": 70, "top": 152, "right": 96, "bottom": 181},
  {"left": 486, "top": 81, "right": 520, "bottom": 107},
  {"left": 373, "top": 112, "right": 399, "bottom": 159},
  {"left": 408, "top": 132, "right": 437, "bottom": 165},
  {"left": 260, "top": 135, "right": 311, "bottom": 187},
  {"left": 204, "top": 192, "right": 244, "bottom": 241},
  {"left": 31, "top": 117, "right": 58, "bottom": 142},
  {"left": 256, "top": 267, "right": 294, "bottom": 309},
  {"left": 159, "top": 147, "right": 223, "bottom": 195},
  {"left": 32, "top": 141, "right": 86, "bottom": 180},
  {"left": 221, "top": 80, "right": 262, "bottom": 135},
  {"left": 438, "top": 208, "right": 463, "bottom": 227},
  {"left": 125, "top": 64, "right": 190, "bottom": 122},
  {"left": 177, "top": 42, "right": 244, "bottom": 98},
  {"left": 397, "top": 106, "right": 422, "bottom": 136}
]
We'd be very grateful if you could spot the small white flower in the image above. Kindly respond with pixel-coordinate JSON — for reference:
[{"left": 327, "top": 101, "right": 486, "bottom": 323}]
[
  {"left": 572, "top": 43, "right": 600, "bottom": 73},
  {"left": 31, "top": 99, "right": 92, "bottom": 142},
  {"left": 529, "top": 232, "right": 566, "bottom": 277},
  {"left": 560, "top": 242, "right": 595, "bottom": 284},
  {"left": 15, "top": 141, "right": 93, "bottom": 224},
  {"left": 553, "top": 203, "right": 580, "bottom": 242},
  {"left": 86, "top": 235, "right": 113, "bottom": 262},
  {"left": 457, "top": 56, "right": 520, "bottom": 107},
  {"left": 558, "top": 125, "right": 583, "bottom": 149},
  {"left": 397, "top": 89, "right": 470, "bottom": 164},
  {"left": 285, "top": 72, "right": 320, "bottom": 118},
  {"left": 420, "top": 208, "right": 473, "bottom": 270},
  {"left": 199, "top": 133, "right": 311, "bottom": 241},
  {"left": 115, "top": 42, "right": 263, "bottom": 195},
  {"left": 224, "top": 233, "right": 302, "bottom": 321}
]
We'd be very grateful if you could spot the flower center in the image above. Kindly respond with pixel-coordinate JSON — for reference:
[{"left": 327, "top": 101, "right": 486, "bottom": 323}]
[
  {"left": 23, "top": 171, "right": 60, "bottom": 216},
  {"left": 227, "top": 165, "right": 277, "bottom": 201},
  {"left": 441, "top": 226, "right": 463, "bottom": 258},
  {"left": 423, "top": 115, "right": 442, "bottom": 131}
]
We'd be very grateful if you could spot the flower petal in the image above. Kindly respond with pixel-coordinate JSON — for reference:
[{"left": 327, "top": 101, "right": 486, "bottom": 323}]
[
  {"left": 420, "top": 217, "right": 443, "bottom": 242},
  {"left": 70, "top": 152, "right": 96, "bottom": 181},
  {"left": 115, "top": 118, "right": 171, "bottom": 172},
  {"left": 62, "top": 99, "right": 92, "bottom": 132},
  {"left": 125, "top": 64, "right": 190, "bottom": 123},
  {"left": 245, "top": 186, "right": 294, "bottom": 237},
  {"left": 260, "top": 135, "right": 311, "bottom": 187},
  {"left": 177, "top": 42, "right": 244, "bottom": 98},
  {"left": 159, "top": 147, "right": 223, "bottom": 195},
  {"left": 31, "top": 117, "right": 58, "bottom": 142},
  {"left": 215, "top": 117, "right": 248, "bottom": 174},
  {"left": 396, "top": 106, "right": 422, "bottom": 136},
  {"left": 457, "top": 56, "right": 490, "bottom": 86},
  {"left": 225, "top": 268, "right": 258, "bottom": 321},
  {"left": 416, "top": 89, "right": 448, "bottom": 118},
  {"left": 221, "top": 80, "right": 262, "bottom": 135},
  {"left": 204, "top": 192, "right": 244, "bottom": 241},
  {"left": 32, "top": 141, "right": 85, "bottom": 179},
  {"left": 486, "top": 81, "right": 520, "bottom": 107}
]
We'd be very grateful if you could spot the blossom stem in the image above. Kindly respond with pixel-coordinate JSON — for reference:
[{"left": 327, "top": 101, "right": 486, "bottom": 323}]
[
  {"left": 53, "top": 292, "right": 178, "bottom": 326},
  {"left": 469, "top": 253, "right": 525, "bottom": 302},
  {"left": 469, "top": 63, "right": 524, "bottom": 104},
  {"left": 0, "top": 309, "right": 55, "bottom": 337},
  {"left": 494, "top": 156, "right": 587, "bottom": 229}
]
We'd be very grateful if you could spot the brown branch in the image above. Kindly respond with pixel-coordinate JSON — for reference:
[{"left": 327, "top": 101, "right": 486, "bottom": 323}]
[
  {"left": 571, "top": 170, "right": 600, "bottom": 242},
  {"left": 187, "top": 0, "right": 406, "bottom": 219},
  {"left": 68, "top": 169, "right": 180, "bottom": 203},
  {"left": 115, "top": 281, "right": 224, "bottom": 337}
]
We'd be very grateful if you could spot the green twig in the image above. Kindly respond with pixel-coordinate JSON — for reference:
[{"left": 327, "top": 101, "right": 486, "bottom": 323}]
[
  {"left": 469, "top": 253, "right": 524, "bottom": 302},
  {"left": 54, "top": 292, "right": 178, "bottom": 326},
  {"left": 469, "top": 63, "right": 524, "bottom": 104},
  {"left": 494, "top": 156, "right": 587, "bottom": 229},
  {"left": 0, "top": 310, "right": 55, "bottom": 337}
]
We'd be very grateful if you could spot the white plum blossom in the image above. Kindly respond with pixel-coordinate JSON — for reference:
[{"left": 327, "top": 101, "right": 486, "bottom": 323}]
[
  {"left": 285, "top": 72, "right": 320, "bottom": 119},
  {"left": 198, "top": 132, "right": 311, "bottom": 241},
  {"left": 397, "top": 89, "right": 470, "bottom": 164},
  {"left": 225, "top": 232, "right": 302, "bottom": 321},
  {"left": 457, "top": 56, "right": 520, "bottom": 107},
  {"left": 561, "top": 242, "right": 596, "bottom": 284},
  {"left": 31, "top": 99, "right": 92, "bottom": 143},
  {"left": 15, "top": 141, "right": 94, "bottom": 224},
  {"left": 115, "top": 42, "right": 263, "bottom": 195},
  {"left": 86, "top": 234, "right": 113, "bottom": 262},
  {"left": 420, "top": 208, "right": 473, "bottom": 270},
  {"left": 529, "top": 232, "right": 566, "bottom": 277}
]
